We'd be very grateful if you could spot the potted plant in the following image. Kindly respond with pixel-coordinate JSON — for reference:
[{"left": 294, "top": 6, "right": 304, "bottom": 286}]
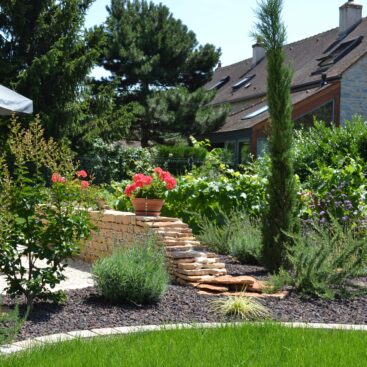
[{"left": 124, "top": 167, "right": 176, "bottom": 216}]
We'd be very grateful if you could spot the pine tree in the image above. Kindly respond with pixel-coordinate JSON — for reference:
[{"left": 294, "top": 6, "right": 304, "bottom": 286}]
[
  {"left": 100, "top": 0, "right": 225, "bottom": 146},
  {"left": 145, "top": 87, "right": 229, "bottom": 144},
  {"left": 253, "top": 0, "right": 299, "bottom": 272},
  {"left": 0, "top": 0, "right": 102, "bottom": 141}
]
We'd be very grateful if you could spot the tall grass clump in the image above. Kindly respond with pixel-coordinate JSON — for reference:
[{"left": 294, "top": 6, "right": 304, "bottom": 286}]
[
  {"left": 92, "top": 232, "right": 169, "bottom": 305},
  {"left": 0, "top": 302, "right": 23, "bottom": 345},
  {"left": 198, "top": 211, "right": 262, "bottom": 264},
  {"left": 211, "top": 296, "right": 270, "bottom": 320}
]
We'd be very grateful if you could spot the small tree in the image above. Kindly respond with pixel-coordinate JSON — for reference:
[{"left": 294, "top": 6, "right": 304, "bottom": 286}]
[
  {"left": 0, "top": 117, "right": 93, "bottom": 308},
  {"left": 252, "top": 0, "right": 299, "bottom": 271}
]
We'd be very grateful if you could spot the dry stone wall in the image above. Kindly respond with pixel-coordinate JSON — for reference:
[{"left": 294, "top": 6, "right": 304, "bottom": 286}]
[{"left": 79, "top": 210, "right": 227, "bottom": 284}]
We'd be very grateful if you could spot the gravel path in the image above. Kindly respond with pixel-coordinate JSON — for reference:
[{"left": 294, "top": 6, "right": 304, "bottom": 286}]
[
  {"left": 2, "top": 256, "right": 367, "bottom": 341},
  {"left": 0, "top": 258, "right": 93, "bottom": 295}
]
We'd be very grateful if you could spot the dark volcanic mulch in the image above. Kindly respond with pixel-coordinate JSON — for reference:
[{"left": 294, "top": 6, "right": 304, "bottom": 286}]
[{"left": 4, "top": 257, "right": 367, "bottom": 341}]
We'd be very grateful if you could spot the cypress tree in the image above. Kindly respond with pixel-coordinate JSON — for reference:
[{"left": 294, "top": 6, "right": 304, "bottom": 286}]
[{"left": 253, "top": 0, "right": 299, "bottom": 272}]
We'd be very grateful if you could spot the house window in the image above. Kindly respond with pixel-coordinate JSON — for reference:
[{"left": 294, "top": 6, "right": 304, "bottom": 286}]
[
  {"left": 294, "top": 100, "right": 334, "bottom": 128},
  {"left": 232, "top": 75, "right": 255, "bottom": 91},
  {"left": 209, "top": 76, "right": 230, "bottom": 90},
  {"left": 242, "top": 105, "right": 268, "bottom": 120},
  {"left": 224, "top": 141, "right": 236, "bottom": 164},
  {"left": 256, "top": 137, "right": 268, "bottom": 158},
  {"left": 239, "top": 140, "right": 251, "bottom": 163}
]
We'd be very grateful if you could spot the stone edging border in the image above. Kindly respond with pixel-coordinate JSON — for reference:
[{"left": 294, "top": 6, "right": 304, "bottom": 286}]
[{"left": 1, "top": 321, "right": 367, "bottom": 355}]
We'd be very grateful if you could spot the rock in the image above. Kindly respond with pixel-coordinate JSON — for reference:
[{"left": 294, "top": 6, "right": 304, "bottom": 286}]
[
  {"left": 174, "top": 273, "right": 216, "bottom": 282},
  {"left": 243, "top": 280, "right": 268, "bottom": 293},
  {"left": 195, "top": 284, "right": 229, "bottom": 293},
  {"left": 149, "top": 221, "right": 188, "bottom": 228},
  {"left": 204, "top": 275, "right": 256, "bottom": 286},
  {"left": 346, "top": 279, "right": 367, "bottom": 289},
  {"left": 175, "top": 268, "right": 227, "bottom": 276},
  {"left": 222, "top": 291, "right": 289, "bottom": 299},
  {"left": 165, "top": 245, "right": 194, "bottom": 252},
  {"left": 177, "top": 262, "right": 226, "bottom": 270},
  {"left": 197, "top": 290, "right": 289, "bottom": 299},
  {"left": 177, "top": 263, "right": 202, "bottom": 270},
  {"left": 167, "top": 251, "right": 206, "bottom": 259}
]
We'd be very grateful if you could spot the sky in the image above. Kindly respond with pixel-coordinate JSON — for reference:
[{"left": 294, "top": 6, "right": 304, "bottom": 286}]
[{"left": 86, "top": 0, "right": 366, "bottom": 78}]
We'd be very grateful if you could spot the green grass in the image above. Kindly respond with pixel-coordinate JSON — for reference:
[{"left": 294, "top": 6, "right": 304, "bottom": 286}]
[{"left": 2, "top": 324, "right": 367, "bottom": 367}]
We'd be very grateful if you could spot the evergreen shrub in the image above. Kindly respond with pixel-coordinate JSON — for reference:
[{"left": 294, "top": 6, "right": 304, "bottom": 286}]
[
  {"left": 80, "top": 139, "right": 154, "bottom": 184},
  {"left": 275, "top": 219, "right": 367, "bottom": 299}
]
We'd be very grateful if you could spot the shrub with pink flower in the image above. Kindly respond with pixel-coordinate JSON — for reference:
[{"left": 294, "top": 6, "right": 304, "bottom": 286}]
[
  {"left": 125, "top": 167, "right": 176, "bottom": 199},
  {"left": 51, "top": 170, "right": 91, "bottom": 190}
]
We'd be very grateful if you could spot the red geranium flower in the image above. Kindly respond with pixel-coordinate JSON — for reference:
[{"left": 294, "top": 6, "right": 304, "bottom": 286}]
[
  {"left": 81, "top": 180, "right": 89, "bottom": 189},
  {"left": 51, "top": 173, "right": 66, "bottom": 183},
  {"left": 125, "top": 167, "right": 176, "bottom": 198},
  {"left": 77, "top": 170, "right": 88, "bottom": 178},
  {"left": 125, "top": 183, "right": 137, "bottom": 197},
  {"left": 165, "top": 176, "right": 176, "bottom": 190},
  {"left": 153, "top": 167, "right": 165, "bottom": 180}
]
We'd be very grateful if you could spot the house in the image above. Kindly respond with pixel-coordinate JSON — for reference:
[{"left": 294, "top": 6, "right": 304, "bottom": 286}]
[{"left": 204, "top": 0, "right": 367, "bottom": 162}]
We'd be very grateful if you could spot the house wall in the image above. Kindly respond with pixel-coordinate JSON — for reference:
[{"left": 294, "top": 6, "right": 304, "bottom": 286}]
[
  {"left": 340, "top": 54, "right": 367, "bottom": 125},
  {"left": 251, "top": 82, "right": 341, "bottom": 157},
  {"left": 205, "top": 129, "right": 252, "bottom": 164}
]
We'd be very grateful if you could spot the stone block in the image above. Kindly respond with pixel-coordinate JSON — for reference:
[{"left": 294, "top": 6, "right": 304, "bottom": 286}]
[
  {"left": 176, "top": 268, "right": 227, "bottom": 276},
  {"left": 167, "top": 251, "right": 206, "bottom": 259},
  {"left": 204, "top": 275, "right": 256, "bottom": 286},
  {"left": 101, "top": 214, "right": 116, "bottom": 222},
  {"left": 195, "top": 283, "right": 229, "bottom": 293},
  {"left": 174, "top": 273, "right": 216, "bottom": 283}
]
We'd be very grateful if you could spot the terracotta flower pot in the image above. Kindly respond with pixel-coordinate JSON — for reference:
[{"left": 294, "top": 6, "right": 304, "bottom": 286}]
[{"left": 131, "top": 198, "right": 165, "bottom": 217}]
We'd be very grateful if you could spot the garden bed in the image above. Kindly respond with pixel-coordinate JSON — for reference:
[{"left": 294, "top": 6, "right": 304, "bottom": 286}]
[{"left": 4, "top": 256, "right": 367, "bottom": 341}]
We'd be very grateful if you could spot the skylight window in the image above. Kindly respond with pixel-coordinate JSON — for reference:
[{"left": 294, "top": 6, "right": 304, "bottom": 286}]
[
  {"left": 209, "top": 76, "right": 230, "bottom": 90},
  {"left": 317, "top": 36, "right": 363, "bottom": 68},
  {"left": 232, "top": 75, "right": 255, "bottom": 91},
  {"left": 242, "top": 105, "right": 268, "bottom": 120}
]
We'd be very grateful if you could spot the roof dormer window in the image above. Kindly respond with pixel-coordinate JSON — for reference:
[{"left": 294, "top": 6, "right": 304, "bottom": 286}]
[
  {"left": 318, "top": 36, "right": 363, "bottom": 68},
  {"left": 208, "top": 76, "right": 230, "bottom": 90},
  {"left": 242, "top": 105, "right": 268, "bottom": 120},
  {"left": 232, "top": 75, "right": 255, "bottom": 91}
]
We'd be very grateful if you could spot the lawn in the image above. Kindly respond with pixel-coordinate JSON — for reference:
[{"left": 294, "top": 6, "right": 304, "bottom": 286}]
[{"left": 2, "top": 323, "right": 367, "bottom": 367}]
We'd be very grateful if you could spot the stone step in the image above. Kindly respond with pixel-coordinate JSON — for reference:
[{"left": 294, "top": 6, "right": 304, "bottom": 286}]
[
  {"left": 174, "top": 273, "right": 216, "bottom": 283},
  {"left": 165, "top": 245, "right": 194, "bottom": 252},
  {"left": 135, "top": 216, "right": 181, "bottom": 222},
  {"left": 163, "top": 236, "right": 197, "bottom": 242},
  {"left": 175, "top": 268, "right": 227, "bottom": 276},
  {"left": 246, "top": 280, "right": 268, "bottom": 293},
  {"left": 167, "top": 251, "right": 207, "bottom": 259},
  {"left": 195, "top": 283, "right": 229, "bottom": 293},
  {"left": 176, "top": 262, "right": 226, "bottom": 270},
  {"left": 204, "top": 275, "right": 256, "bottom": 286},
  {"left": 197, "top": 290, "right": 289, "bottom": 299},
  {"left": 175, "top": 257, "right": 221, "bottom": 264},
  {"left": 163, "top": 239, "right": 201, "bottom": 246},
  {"left": 156, "top": 228, "right": 193, "bottom": 234},
  {"left": 149, "top": 222, "right": 188, "bottom": 228}
]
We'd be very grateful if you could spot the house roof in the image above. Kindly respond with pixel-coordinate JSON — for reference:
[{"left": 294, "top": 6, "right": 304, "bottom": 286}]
[
  {"left": 211, "top": 84, "right": 332, "bottom": 133},
  {"left": 206, "top": 17, "right": 367, "bottom": 109}
]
